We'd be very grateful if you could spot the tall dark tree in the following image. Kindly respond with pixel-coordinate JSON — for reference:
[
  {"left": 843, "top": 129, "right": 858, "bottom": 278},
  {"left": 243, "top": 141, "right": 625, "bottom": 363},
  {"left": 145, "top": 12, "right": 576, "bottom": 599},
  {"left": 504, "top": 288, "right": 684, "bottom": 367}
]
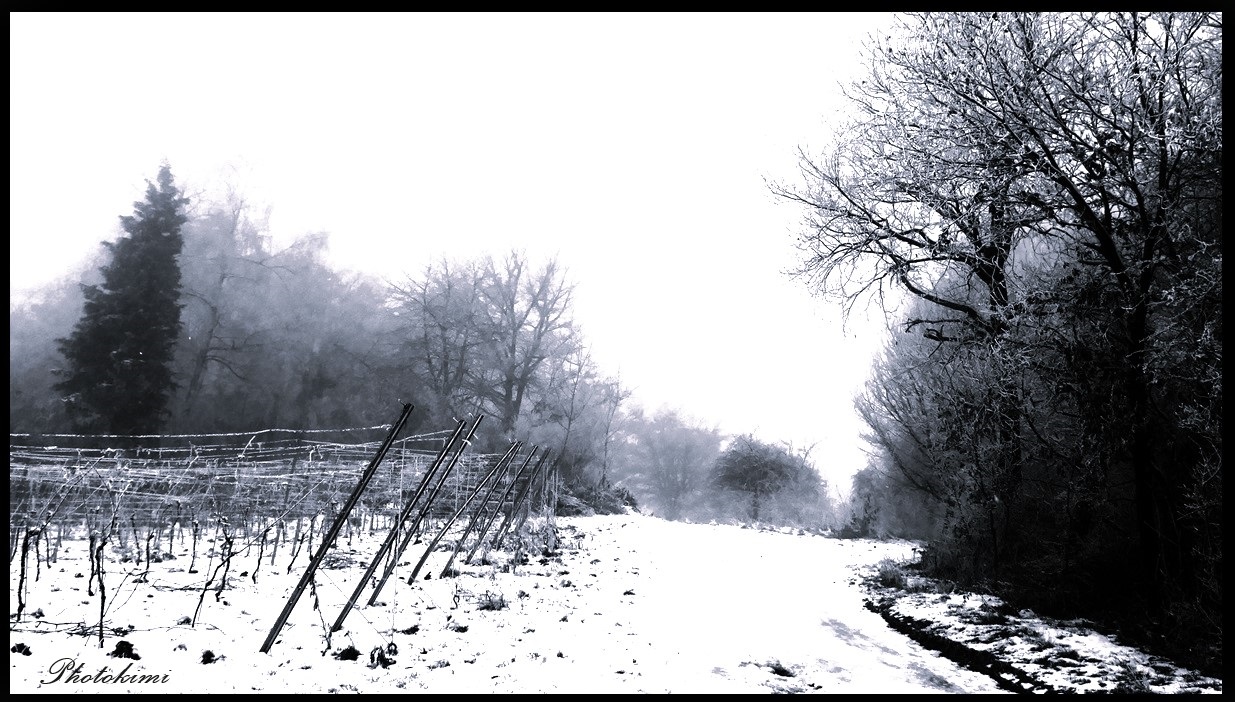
[{"left": 55, "top": 164, "right": 190, "bottom": 436}]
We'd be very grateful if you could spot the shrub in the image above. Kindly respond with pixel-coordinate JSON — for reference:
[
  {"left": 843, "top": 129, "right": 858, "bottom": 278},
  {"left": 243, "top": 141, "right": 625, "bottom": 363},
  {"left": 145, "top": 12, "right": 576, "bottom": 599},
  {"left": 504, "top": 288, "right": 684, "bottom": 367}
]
[{"left": 875, "top": 559, "right": 908, "bottom": 589}]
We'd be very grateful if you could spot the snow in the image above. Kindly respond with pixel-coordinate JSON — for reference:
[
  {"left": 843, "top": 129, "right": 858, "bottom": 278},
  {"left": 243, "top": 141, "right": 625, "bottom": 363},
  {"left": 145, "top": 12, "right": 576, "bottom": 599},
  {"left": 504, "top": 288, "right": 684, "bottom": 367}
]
[{"left": 9, "top": 513, "right": 1222, "bottom": 694}]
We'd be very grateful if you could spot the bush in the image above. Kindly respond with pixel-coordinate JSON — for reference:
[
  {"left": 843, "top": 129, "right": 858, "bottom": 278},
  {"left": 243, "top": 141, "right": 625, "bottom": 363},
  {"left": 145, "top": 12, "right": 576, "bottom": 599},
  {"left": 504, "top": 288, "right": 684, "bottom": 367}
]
[
  {"left": 874, "top": 559, "right": 908, "bottom": 589},
  {"left": 557, "top": 479, "right": 637, "bottom": 517}
]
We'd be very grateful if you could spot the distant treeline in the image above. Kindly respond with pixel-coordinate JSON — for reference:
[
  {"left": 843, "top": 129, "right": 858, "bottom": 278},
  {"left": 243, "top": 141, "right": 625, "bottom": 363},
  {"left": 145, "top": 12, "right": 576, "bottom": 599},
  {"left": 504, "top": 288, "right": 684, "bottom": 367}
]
[{"left": 9, "top": 197, "right": 841, "bottom": 532}]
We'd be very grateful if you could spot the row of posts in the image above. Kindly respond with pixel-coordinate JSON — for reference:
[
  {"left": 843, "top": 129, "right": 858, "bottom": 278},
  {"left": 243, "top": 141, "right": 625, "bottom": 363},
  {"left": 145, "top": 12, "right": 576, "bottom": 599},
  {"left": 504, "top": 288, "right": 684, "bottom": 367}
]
[{"left": 260, "top": 407, "right": 555, "bottom": 653}]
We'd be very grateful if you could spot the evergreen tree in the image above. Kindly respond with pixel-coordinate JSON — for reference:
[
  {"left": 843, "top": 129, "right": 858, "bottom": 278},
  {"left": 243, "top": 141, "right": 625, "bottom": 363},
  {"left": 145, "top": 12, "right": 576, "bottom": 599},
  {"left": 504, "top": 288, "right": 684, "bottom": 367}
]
[{"left": 55, "top": 164, "right": 189, "bottom": 436}]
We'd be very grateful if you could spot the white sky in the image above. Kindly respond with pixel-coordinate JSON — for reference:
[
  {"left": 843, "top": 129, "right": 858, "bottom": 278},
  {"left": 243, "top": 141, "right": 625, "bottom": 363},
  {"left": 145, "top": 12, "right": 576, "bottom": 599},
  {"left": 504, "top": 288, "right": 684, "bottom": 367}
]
[
  {"left": 8, "top": 514, "right": 1218, "bottom": 693},
  {"left": 9, "top": 12, "right": 897, "bottom": 490}
]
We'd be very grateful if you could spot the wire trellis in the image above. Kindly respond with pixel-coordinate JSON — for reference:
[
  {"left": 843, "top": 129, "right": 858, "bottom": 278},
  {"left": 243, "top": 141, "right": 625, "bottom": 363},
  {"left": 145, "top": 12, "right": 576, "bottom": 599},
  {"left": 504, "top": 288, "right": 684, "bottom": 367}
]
[{"left": 8, "top": 425, "right": 505, "bottom": 548}]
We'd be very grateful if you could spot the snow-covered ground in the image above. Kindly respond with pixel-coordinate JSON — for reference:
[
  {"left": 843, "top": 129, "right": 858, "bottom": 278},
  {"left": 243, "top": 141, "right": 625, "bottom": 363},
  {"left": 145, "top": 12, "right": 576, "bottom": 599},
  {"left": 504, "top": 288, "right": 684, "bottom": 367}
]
[{"left": 8, "top": 512, "right": 1222, "bottom": 694}]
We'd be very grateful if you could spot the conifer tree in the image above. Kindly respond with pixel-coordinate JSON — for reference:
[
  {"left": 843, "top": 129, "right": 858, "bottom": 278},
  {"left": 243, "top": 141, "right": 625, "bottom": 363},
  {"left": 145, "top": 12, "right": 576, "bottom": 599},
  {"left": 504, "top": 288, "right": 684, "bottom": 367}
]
[{"left": 55, "top": 164, "right": 189, "bottom": 435}]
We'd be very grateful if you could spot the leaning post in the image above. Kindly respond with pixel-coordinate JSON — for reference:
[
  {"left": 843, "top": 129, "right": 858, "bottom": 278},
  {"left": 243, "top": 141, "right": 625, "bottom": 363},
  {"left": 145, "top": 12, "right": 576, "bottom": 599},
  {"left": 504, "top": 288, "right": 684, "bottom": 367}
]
[
  {"left": 258, "top": 402, "right": 414, "bottom": 653},
  {"left": 437, "top": 442, "right": 526, "bottom": 578},
  {"left": 366, "top": 415, "right": 483, "bottom": 606},
  {"left": 464, "top": 446, "right": 539, "bottom": 565},
  {"left": 404, "top": 441, "right": 521, "bottom": 585},
  {"left": 329, "top": 419, "right": 467, "bottom": 633}
]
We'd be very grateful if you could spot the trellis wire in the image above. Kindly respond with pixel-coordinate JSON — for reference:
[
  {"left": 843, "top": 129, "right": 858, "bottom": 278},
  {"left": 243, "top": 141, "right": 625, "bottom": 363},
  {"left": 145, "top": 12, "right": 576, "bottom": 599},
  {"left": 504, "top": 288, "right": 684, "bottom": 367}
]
[{"left": 8, "top": 424, "right": 491, "bottom": 545}]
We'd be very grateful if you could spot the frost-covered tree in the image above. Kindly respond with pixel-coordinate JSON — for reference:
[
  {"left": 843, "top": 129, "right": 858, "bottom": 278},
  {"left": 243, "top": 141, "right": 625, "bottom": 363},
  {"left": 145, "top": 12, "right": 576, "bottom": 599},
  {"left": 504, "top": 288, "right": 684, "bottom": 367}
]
[
  {"left": 775, "top": 12, "right": 1221, "bottom": 672},
  {"left": 711, "top": 435, "right": 820, "bottom": 523}
]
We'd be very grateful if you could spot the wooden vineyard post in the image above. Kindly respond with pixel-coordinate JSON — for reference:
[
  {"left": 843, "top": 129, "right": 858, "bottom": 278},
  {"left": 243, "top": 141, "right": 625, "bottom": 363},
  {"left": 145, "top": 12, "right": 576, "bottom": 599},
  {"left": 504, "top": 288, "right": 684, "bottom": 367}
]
[
  {"left": 463, "top": 446, "right": 539, "bottom": 565},
  {"left": 329, "top": 419, "right": 467, "bottom": 633},
  {"left": 404, "top": 442, "right": 521, "bottom": 585},
  {"left": 490, "top": 451, "right": 552, "bottom": 551},
  {"left": 507, "top": 452, "right": 559, "bottom": 551},
  {"left": 365, "top": 415, "right": 483, "bottom": 607},
  {"left": 437, "top": 443, "right": 527, "bottom": 578},
  {"left": 258, "top": 402, "right": 414, "bottom": 654}
]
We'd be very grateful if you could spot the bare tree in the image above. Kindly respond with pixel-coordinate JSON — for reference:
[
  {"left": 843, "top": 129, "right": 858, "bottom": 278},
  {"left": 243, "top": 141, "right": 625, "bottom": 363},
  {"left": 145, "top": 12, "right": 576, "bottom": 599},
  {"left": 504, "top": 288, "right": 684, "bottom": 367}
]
[
  {"left": 623, "top": 408, "right": 722, "bottom": 521},
  {"left": 472, "top": 251, "right": 579, "bottom": 438},
  {"left": 387, "top": 257, "right": 487, "bottom": 422},
  {"left": 174, "top": 193, "right": 271, "bottom": 422},
  {"left": 773, "top": 12, "right": 1221, "bottom": 669}
]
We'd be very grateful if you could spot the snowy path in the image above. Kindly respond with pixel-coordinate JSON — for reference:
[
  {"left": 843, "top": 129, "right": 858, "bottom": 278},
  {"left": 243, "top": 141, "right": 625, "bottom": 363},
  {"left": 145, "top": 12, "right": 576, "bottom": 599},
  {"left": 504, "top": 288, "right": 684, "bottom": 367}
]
[
  {"left": 10, "top": 513, "right": 1011, "bottom": 694},
  {"left": 549, "top": 515, "right": 1011, "bottom": 694}
]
